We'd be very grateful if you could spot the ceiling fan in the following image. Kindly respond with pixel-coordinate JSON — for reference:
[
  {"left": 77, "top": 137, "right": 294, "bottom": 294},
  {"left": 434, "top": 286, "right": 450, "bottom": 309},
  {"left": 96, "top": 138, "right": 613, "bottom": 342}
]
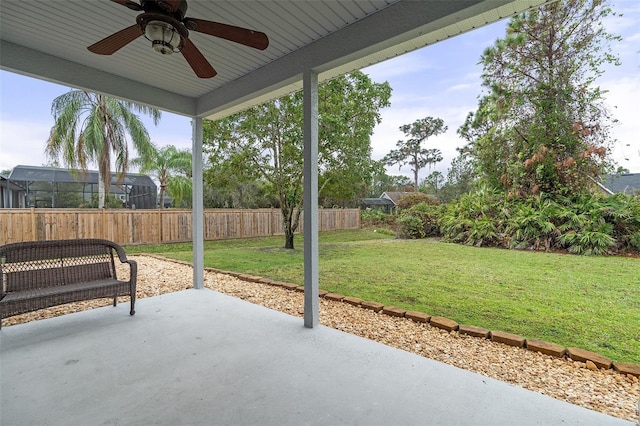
[{"left": 88, "top": 0, "right": 269, "bottom": 78}]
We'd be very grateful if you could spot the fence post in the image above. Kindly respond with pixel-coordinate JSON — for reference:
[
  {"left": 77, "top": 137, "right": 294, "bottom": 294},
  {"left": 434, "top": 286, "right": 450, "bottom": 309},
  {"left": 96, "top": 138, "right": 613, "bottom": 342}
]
[
  {"left": 30, "top": 207, "right": 37, "bottom": 242},
  {"left": 128, "top": 210, "right": 133, "bottom": 245},
  {"left": 102, "top": 208, "right": 107, "bottom": 240},
  {"left": 271, "top": 209, "right": 276, "bottom": 236}
]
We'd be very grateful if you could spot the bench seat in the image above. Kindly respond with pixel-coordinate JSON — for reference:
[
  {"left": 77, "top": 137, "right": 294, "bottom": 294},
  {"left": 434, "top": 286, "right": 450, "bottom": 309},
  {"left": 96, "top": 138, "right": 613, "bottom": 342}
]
[
  {"left": 0, "top": 239, "right": 137, "bottom": 328},
  {"left": 1, "top": 278, "right": 132, "bottom": 317}
]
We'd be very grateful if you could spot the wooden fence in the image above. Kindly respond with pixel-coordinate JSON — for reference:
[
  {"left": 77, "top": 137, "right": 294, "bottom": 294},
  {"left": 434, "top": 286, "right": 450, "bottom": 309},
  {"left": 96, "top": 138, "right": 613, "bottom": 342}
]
[{"left": 0, "top": 208, "right": 360, "bottom": 246}]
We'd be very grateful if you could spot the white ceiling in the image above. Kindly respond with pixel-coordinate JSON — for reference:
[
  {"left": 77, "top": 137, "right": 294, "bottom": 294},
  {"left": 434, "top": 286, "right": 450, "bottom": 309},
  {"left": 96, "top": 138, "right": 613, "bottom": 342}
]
[{"left": 0, "top": 0, "right": 549, "bottom": 120}]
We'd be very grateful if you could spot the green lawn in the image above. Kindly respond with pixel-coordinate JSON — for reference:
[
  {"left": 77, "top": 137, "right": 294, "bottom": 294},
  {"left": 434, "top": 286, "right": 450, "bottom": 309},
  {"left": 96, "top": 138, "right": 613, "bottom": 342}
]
[{"left": 126, "top": 229, "right": 640, "bottom": 363}]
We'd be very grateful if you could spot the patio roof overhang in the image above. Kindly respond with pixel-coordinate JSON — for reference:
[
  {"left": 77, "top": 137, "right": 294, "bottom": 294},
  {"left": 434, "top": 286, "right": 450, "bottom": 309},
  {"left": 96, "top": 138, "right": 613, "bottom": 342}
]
[
  {"left": 0, "top": 0, "right": 550, "bottom": 327},
  {"left": 0, "top": 1, "right": 551, "bottom": 120}
]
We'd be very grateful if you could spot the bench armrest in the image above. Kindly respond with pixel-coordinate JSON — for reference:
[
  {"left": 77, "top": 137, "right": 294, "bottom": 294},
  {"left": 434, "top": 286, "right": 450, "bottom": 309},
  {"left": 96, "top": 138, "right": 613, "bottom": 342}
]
[
  {"left": 108, "top": 241, "right": 132, "bottom": 264},
  {"left": 99, "top": 240, "right": 137, "bottom": 284},
  {"left": 124, "top": 259, "right": 137, "bottom": 284}
]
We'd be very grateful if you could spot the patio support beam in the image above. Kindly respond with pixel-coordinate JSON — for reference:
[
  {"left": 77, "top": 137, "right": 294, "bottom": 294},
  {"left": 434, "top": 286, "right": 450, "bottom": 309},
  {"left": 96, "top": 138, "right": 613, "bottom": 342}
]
[
  {"left": 192, "top": 117, "right": 205, "bottom": 289},
  {"left": 303, "top": 69, "right": 319, "bottom": 328}
]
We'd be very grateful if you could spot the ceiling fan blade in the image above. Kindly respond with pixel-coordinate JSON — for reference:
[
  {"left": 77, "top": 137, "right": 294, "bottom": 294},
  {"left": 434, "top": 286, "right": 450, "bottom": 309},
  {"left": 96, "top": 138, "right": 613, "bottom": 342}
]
[
  {"left": 111, "top": 0, "right": 143, "bottom": 11},
  {"left": 88, "top": 25, "right": 143, "bottom": 55},
  {"left": 181, "top": 38, "right": 217, "bottom": 78},
  {"left": 183, "top": 18, "right": 269, "bottom": 50}
]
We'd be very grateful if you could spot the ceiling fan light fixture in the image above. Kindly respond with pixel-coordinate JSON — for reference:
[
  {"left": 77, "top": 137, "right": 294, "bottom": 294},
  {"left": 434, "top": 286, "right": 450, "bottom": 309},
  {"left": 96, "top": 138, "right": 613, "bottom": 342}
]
[
  {"left": 91, "top": 0, "right": 269, "bottom": 78},
  {"left": 144, "top": 20, "right": 180, "bottom": 55}
]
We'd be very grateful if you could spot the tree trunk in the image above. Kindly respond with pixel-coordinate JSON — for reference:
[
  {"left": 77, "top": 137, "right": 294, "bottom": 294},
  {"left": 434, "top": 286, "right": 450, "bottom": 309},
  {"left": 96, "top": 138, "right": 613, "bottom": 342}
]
[
  {"left": 98, "top": 175, "right": 105, "bottom": 209},
  {"left": 284, "top": 229, "right": 295, "bottom": 249},
  {"left": 282, "top": 204, "right": 295, "bottom": 249},
  {"left": 281, "top": 200, "right": 304, "bottom": 249},
  {"left": 159, "top": 184, "right": 166, "bottom": 208}
]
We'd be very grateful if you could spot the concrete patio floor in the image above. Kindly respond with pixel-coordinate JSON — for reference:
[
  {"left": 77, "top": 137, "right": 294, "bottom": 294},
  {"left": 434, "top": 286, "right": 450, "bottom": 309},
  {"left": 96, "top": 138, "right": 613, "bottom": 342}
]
[{"left": 1, "top": 289, "right": 633, "bottom": 426}]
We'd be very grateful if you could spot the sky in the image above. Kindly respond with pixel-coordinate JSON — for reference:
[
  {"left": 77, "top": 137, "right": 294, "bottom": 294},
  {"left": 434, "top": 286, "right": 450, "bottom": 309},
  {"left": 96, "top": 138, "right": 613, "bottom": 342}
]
[{"left": 1, "top": 1, "right": 639, "bottom": 184}]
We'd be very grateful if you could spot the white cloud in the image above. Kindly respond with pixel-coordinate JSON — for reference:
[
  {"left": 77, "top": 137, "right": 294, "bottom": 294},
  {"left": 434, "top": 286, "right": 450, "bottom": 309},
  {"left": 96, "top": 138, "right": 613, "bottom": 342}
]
[
  {"left": 147, "top": 114, "right": 193, "bottom": 153},
  {"left": 0, "top": 120, "right": 52, "bottom": 171},
  {"left": 605, "top": 2, "right": 640, "bottom": 33},
  {"left": 0, "top": 115, "right": 194, "bottom": 174},
  {"left": 601, "top": 75, "right": 640, "bottom": 172},
  {"left": 363, "top": 52, "right": 435, "bottom": 81},
  {"left": 447, "top": 83, "right": 473, "bottom": 92}
]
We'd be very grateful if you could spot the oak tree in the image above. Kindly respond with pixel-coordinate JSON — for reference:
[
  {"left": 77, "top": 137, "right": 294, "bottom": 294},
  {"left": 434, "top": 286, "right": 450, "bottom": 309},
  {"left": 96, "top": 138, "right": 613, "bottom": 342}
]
[{"left": 203, "top": 71, "right": 391, "bottom": 249}]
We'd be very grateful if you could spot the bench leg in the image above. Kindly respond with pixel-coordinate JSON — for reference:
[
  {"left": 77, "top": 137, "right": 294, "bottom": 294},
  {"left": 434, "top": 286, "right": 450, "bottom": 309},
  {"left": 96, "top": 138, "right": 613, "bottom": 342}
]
[
  {"left": 113, "top": 295, "right": 117, "bottom": 307},
  {"left": 130, "top": 294, "right": 136, "bottom": 316}
]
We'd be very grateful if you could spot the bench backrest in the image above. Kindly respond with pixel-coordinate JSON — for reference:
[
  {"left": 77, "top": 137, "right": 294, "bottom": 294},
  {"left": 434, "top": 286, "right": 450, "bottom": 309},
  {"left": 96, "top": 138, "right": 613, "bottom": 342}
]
[{"left": 0, "top": 239, "right": 118, "bottom": 293}]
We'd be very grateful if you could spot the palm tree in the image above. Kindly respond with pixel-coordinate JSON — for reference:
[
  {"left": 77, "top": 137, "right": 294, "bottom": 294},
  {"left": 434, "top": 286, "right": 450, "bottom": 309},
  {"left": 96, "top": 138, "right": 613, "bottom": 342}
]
[
  {"left": 167, "top": 175, "right": 193, "bottom": 208},
  {"left": 46, "top": 90, "right": 160, "bottom": 208},
  {"left": 134, "top": 145, "right": 192, "bottom": 208}
]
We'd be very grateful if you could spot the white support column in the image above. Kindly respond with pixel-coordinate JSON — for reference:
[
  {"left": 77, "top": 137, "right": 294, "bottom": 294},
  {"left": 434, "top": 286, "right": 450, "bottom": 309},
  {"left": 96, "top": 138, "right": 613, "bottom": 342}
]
[
  {"left": 192, "top": 117, "right": 204, "bottom": 289},
  {"left": 303, "top": 69, "right": 319, "bottom": 328}
]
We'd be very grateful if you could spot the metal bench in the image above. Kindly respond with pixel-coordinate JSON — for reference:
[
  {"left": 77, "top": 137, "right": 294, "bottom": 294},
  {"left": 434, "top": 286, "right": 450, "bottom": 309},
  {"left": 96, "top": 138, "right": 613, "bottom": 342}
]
[{"left": 0, "top": 239, "right": 137, "bottom": 328}]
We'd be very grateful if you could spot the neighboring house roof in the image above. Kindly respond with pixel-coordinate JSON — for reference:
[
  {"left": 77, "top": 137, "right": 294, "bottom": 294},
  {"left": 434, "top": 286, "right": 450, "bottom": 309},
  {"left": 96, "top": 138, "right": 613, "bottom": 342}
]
[
  {"left": 380, "top": 191, "right": 416, "bottom": 205},
  {"left": 600, "top": 173, "right": 640, "bottom": 194},
  {"left": 0, "top": 174, "right": 25, "bottom": 191},
  {"left": 362, "top": 198, "right": 395, "bottom": 207}
]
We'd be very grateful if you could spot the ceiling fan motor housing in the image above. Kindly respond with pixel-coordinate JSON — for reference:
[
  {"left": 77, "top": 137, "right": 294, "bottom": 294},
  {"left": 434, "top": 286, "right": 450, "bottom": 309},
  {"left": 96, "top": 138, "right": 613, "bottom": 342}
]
[{"left": 140, "top": 0, "right": 188, "bottom": 20}]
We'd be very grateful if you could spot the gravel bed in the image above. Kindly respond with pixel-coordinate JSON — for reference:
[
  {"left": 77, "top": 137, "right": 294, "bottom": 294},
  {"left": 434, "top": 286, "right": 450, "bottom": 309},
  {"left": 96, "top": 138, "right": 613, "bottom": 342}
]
[{"left": 3, "top": 255, "right": 638, "bottom": 423}]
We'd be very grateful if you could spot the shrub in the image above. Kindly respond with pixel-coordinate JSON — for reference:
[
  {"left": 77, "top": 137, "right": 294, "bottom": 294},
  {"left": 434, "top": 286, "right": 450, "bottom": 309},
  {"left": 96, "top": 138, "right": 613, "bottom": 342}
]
[
  {"left": 555, "top": 194, "right": 639, "bottom": 255},
  {"left": 361, "top": 208, "right": 396, "bottom": 230},
  {"left": 439, "top": 185, "right": 506, "bottom": 247},
  {"left": 558, "top": 229, "right": 616, "bottom": 255},
  {"left": 629, "top": 232, "right": 640, "bottom": 251},
  {"left": 504, "top": 196, "right": 561, "bottom": 251},
  {"left": 598, "top": 194, "right": 640, "bottom": 252},
  {"left": 400, "top": 184, "right": 639, "bottom": 256},
  {"left": 80, "top": 194, "right": 124, "bottom": 209},
  {"left": 396, "top": 193, "right": 440, "bottom": 210},
  {"left": 396, "top": 202, "right": 442, "bottom": 239},
  {"left": 397, "top": 214, "right": 425, "bottom": 239},
  {"left": 466, "top": 216, "right": 500, "bottom": 247}
]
